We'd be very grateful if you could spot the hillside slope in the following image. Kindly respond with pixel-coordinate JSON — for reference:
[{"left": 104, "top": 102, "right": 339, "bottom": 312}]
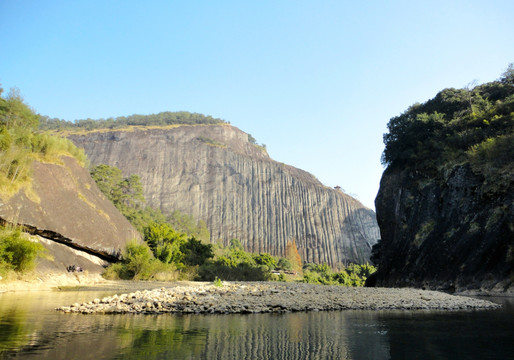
[{"left": 69, "top": 124, "right": 380, "bottom": 266}]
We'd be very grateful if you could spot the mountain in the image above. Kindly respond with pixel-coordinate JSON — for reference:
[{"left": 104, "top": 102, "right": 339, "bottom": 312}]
[
  {"left": 370, "top": 69, "right": 514, "bottom": 294},
  {"left": 68, "top": 124, "right": 380, "bottom": 266}
]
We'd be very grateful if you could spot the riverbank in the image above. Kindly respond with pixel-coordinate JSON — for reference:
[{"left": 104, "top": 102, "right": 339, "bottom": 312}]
[
  {"left": 0, "top": 272, "right": 108, "bottom": 293},
  {"left": 57, "top": 282, "right": 500, "bottom": 314}
]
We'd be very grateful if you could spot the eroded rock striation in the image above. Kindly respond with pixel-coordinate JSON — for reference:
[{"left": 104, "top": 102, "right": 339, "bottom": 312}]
[
  {"left": 69, "top": 125, "right": 380, "bottom": 266},
  {"left": 0, "top": 156, "right": 140, "bottom": 264}
]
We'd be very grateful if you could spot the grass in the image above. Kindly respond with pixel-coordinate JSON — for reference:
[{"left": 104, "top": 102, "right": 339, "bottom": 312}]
[
  {"left": 0, "top": 130, "right": 87, "bottom": 201},
  {"left": 197, "top": 136, "right": 227, "bottom": 148}
]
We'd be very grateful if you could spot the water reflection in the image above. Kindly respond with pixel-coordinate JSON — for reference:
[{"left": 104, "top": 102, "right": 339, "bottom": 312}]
[{"left": 0, "top": 291, "right": 512, "bottom": 359}]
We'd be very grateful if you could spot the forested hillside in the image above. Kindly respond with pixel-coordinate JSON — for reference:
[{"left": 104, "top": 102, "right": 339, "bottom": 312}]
[
  {"left": 382, "top": 64, "right": 513, "bottom": 192},
  {"left": 39, "top": 111, "right": 226, "bottom": 131}
]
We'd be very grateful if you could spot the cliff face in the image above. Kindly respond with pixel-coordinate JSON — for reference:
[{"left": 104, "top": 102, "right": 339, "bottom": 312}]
[
  {"left": 0, "top": 156, "right": 139, "bottom": 265},
  {"left": 372, "top": 164, "right": 513, "bottom": 293},
  {"left": 69, "top": 125, "right": 380, "bottom": 266}
]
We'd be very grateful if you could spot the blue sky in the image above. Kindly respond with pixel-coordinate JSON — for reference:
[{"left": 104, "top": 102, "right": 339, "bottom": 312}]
[{"left": 1, "top": 1, "right": 513, "bottom": 209}]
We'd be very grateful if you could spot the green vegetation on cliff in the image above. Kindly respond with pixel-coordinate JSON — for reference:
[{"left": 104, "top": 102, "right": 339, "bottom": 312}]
[
  {"left": 0, "top": 87, "right": 87, "bottom": 198},
  {"left": 39, "top": 111, "right": 226, "bottom": 131},
  {"left": 382, "top": 64, "right": 513, "bottom": 196},
  {"left": 372, "top": 65, "right": 513, "bottom": 291}
]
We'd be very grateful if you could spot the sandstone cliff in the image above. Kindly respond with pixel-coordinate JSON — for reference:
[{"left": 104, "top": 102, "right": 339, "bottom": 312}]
[
  {"left": 69, "top": 125, "right": 380, "bottom": 266},
  {"left": 0, "top": 156, "right": 140, "bottom": 271}
]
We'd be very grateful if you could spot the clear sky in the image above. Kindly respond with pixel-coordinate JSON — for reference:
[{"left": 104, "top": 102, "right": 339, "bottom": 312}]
[{"left": 1, "top": 1, "right": 513, "bottom": 209}]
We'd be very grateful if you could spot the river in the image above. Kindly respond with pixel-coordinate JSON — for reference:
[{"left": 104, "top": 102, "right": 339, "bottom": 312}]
[{"left": 0, "top": 288, "right": 512, "bottom": 359}]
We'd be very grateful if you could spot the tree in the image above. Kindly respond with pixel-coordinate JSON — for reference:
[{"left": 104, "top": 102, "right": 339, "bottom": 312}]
[
  {"left": 90, "top": 164, "right": 123, "bottom": 200},
  {"left": 143, "top": 222, "right": 186, "bottom": 264},
  {"left": 253, "top": 253, "right": 277, "bottom": 270},
  {"left": 500, "top": 63, "right": 514, "bottom": 86},
  {"left": 0, "top": 88, "right": 39, "bottom": 130},
  {"left": 229, "top": 238, "right": 244, "bottom": 251},
  {"left": 90, "top": 164, "right": 146, "bottom": 217},
  {"left": 180, "top": 237, "right": 213, "bottom": 266},
  {"left": 277, "top": 257, "right": 293, "bottom": 270},
  {"left": 285, "top": 238, "right": 302, "bottom": 272}
]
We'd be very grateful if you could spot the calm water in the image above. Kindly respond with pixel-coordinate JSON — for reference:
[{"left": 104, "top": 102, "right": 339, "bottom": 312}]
[{"left": 0, "top": 289, "right": 513, "bottom": 359}]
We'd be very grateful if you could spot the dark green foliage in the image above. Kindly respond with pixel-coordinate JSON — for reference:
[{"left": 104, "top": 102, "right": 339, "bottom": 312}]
[
  {"left": 198, "top": 242, "right": 273, "bottom": 281},
  {"left": 142, "top": 222, "right": 213, "bottom": 268},
  {"left": 90, "top": 165, "right": 145, "bottom": 211},
  {"left": 0, "top": 226, "right": 46, "bottom": 274},
  {"left": 143, "top": 222, "right": 186, "bottom": 265},
  {"left": 500, "top": 63, "right": 514, "bottom": 86},
  {"left": 301, "top": 263, "right": 376, "bottom": 287},
  {"left": 39, "top": 111, "right": 226, "bottom": 131},
  {"left": 180, "top": 237, "right": 213, "bottom": 266},
  {"left": 90, "top": 164, "right": 165, "bottom": 232},
  {"left": 103, "top": 240, "right": 172, "bottom": 280},
  {"left": 382, "top": 65, "right": 514, "bottom": 180},
  {"left": 276, "top": 257, "right": 293, "bottom": 271},
  {"left": 253, "top": 253, "right": 277, "bottom": 270}
]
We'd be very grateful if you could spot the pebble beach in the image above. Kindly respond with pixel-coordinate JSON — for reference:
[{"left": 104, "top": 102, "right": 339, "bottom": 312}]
[{"left": 56, "top": 282, "right": 501, "bottom": 315}]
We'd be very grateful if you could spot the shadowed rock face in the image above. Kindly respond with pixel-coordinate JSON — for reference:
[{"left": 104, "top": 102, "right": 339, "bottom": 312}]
[
  {"left": 0, "top": 156, "right": 139, "bottom": 262},
  {"left": 69, "top": 125, "right": 380, "bottom": 266},
  {"left": 371, "top": 165, "right": 514, "bottom": 294}
]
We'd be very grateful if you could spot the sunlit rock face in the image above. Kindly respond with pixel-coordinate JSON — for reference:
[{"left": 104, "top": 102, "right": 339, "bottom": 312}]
[
  {"left": 0, "top": 156, "right": 139, "bottom": 262},
  {"left": 69, "top": 124, "right": 380, "bottom": 266}
]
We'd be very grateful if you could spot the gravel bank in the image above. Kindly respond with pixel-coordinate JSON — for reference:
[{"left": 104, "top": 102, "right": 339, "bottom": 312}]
[{"left": 56, "top": 282, "right": 500, "bottom": 314}]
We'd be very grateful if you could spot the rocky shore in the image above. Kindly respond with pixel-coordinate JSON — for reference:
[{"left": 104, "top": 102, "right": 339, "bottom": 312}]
[{"left": 57, "top": 282, "right": 500, "bottom": 314}]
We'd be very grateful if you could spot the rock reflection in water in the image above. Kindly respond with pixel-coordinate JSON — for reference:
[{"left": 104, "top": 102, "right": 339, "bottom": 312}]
[
  {"left": 3, "top": 291, "right": 510, "bottom": 359},
  {"left": 194, "top": 312, "right": 389, "bottom": 359},
  {"left": 0, "top": 291, "right": 391, "bottom": 359}
]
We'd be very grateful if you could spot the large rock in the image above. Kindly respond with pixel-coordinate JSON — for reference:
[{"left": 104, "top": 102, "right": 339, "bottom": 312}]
[
  {"left": 371, "top": 164, "right": 514, "bottom": 293},
  {"left": 69, "top": 125, "right": 380, "bottom": 266},
  {"left": 0, "top": 156, "right": 139, "bottom": 262}
]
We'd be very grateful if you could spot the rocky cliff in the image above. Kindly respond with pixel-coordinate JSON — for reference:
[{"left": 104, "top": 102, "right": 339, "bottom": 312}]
[
  {"left": 372, "top": 165, "right": 513, "bottom": 293},
  {"left": 69, "top": 124, "right": 380, "bottom": 266},
  {"left": 370, "top": 73, "right": 514, "bottom": 294},
  {"left": 0, "top": 156, "right": 139, "bottom": 271}
]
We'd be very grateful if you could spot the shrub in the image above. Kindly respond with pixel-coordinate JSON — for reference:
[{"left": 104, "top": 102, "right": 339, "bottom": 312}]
[
  {"left": 300, "top": 262, "right": 376, "bottom": 287},
  {"left": 253, "top": 253, "right": 277, "bottom": 270},
  {"left": 102, "top": 240, "right": 176, "bottom": 280},
  {"left": 277, "top": 257, "right": 293, "bottom": 271},
  {"left": 0, "top": 226, "right": 46, "bottom": 274}
]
